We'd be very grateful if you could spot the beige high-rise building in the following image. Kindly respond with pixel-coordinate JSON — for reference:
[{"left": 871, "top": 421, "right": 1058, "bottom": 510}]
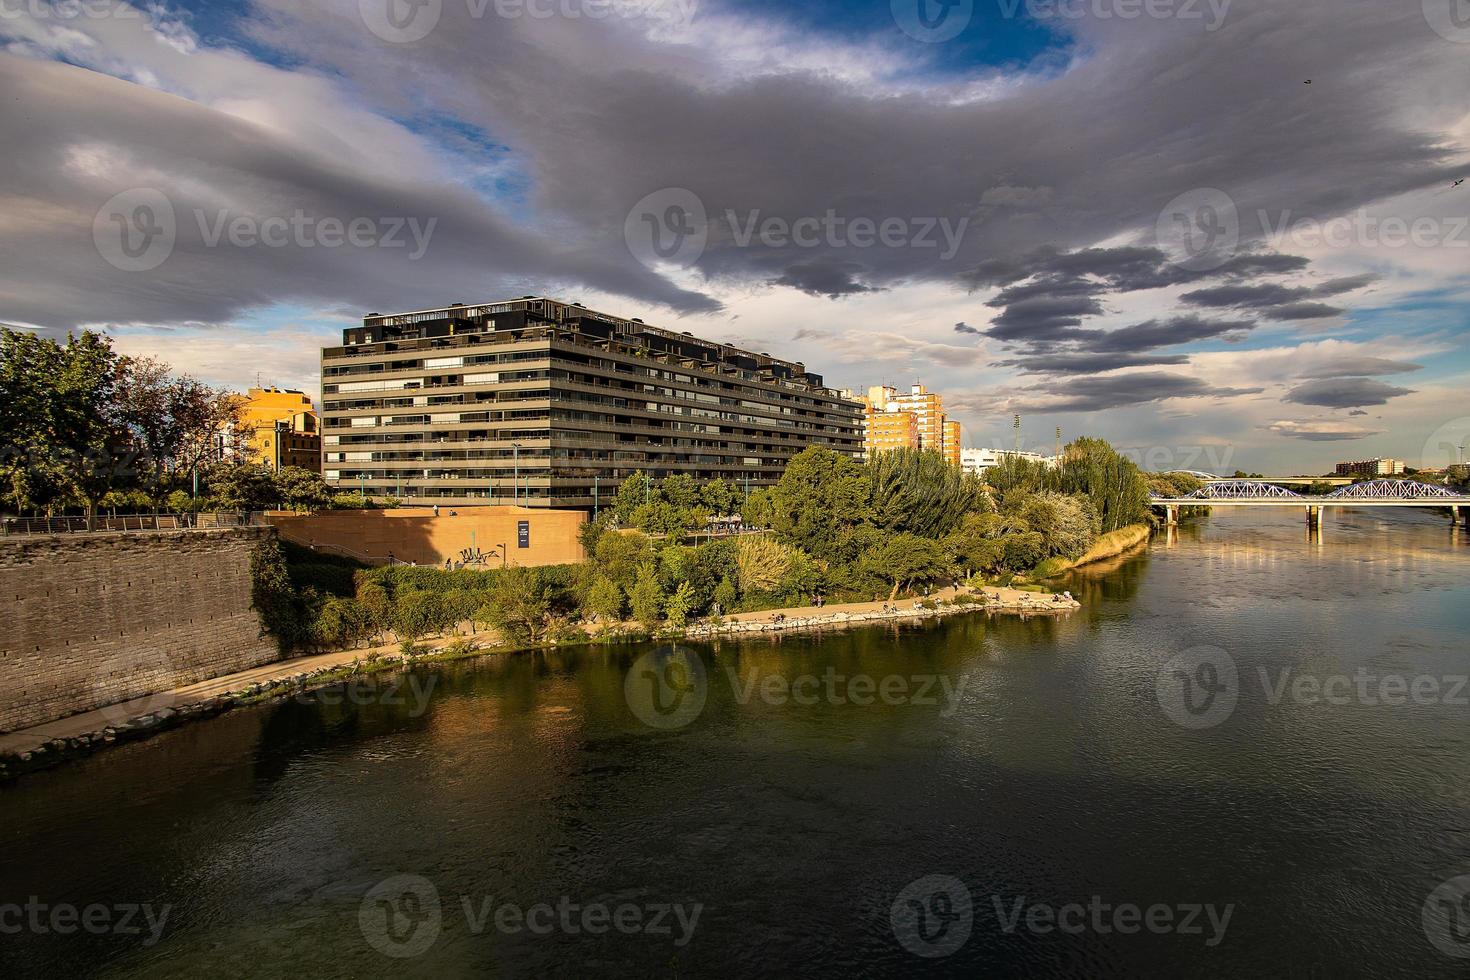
[{"left": 859, "top": 383, "right": 960, "bottom": 463}]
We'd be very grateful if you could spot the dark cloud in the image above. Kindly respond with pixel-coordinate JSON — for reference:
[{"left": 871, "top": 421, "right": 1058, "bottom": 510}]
[
  {"left": 1014, "top": 372, "right": 1264, "bottom": 413},
  {"left": 233, "top": 1, "right": 1463, "bottom": 316},
  {"left": 954, "top": 322, "right": 981, "bottom": 335},
  {"left": 1312, "top": 274, "right": 1379, "bottom": 297},
  {"left": 1297, "top": 356, "right": 1422, "bottom": 378},
  {"left": 1348, "top": 409, "right": 1369, "bottom": 416},
  {"left": 1283, "top": 377, "right": 1415, "bottom": 408},
  {"left": 985, "top": 295, "right": 1105, "bottom": 343},
  {"left": 768, "top": 260, "right": 877, "bottom": 298},
  {"left": 1181, "top": 283, "right": 1310, "bottom": 308},
  {"left": 1001, "top": 351, "right": 1191, "bottom": 374},
  {"left": 1264, "top": 303, "right": 1345, "bottom": 321},
  {"left": 1087, "top": 316, "right": 1256, "bottom": 353},
  {"left": 1179, "top": 275, "right": 1374, "bottom": 320}
]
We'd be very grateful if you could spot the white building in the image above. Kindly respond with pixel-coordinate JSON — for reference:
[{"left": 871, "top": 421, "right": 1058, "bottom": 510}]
[{"left": 960, "top": 447, "right": 1056, "bottom": 477}]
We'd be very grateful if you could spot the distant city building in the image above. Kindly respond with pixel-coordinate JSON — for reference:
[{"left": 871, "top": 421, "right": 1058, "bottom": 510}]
[
  {"left": 239, "top": 387, "right": 321, "bottom": 473},
  {"left": 942, "top": 419, "right": 962, "bottom": 467},
  {"left": 859, "top": 383, "right": 960, "bottom": 462},
  {"left": 1335, "top": 457, "right": 1404, "bottom": 477},
  {"left": 865, "top": 407, "right": 919, "bottom": 454},
  {"left": 319, "top": 297, "right": 863, "bottom": 507},
  {"left": 959, "top": 447, "right": 1054, "bottom": 478}
]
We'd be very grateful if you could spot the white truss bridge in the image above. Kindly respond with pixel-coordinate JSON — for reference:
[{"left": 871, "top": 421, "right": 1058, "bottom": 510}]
[{"left": 1151, "top": 480, "right": 1470, "bottom": 527}]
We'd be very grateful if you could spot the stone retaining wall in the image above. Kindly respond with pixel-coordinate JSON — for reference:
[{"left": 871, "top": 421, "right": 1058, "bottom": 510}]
[{"left": 0, "top": 527, "right": 281, "bottom": 732}]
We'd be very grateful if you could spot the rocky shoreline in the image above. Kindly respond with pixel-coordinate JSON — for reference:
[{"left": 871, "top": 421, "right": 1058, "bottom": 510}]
[{"left": 685, "top": 590, "right": 1079, "bottom": 638}]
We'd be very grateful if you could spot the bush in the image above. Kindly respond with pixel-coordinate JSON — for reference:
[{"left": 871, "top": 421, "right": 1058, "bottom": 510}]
[
  {"left": 311, "top": 596, "right": 372, "bottom": 650},
  {"left": 251, "top": 539, "right": 303, "bottom": 652},
  {"left": 394, "top": 590, "right": 442, "bottom": 643},
  {"left": 1031, "top": 556, "right": 1074, "bottom": 579}
]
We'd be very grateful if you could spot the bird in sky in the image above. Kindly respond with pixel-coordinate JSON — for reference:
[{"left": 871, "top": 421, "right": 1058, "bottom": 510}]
[{"left": 1455, "top": 178, "right": 1465, "bottom": 188}]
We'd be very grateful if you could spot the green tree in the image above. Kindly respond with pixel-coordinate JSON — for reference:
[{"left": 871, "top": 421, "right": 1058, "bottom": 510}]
[
  {"left": 664, "top": 581, "right": 696, "bottom": 628},
  {"left": 942, "top": 512, "right": 1009, "bottom": 578},
  {"left": 868, "top": 448, "right": 991, "bottom": 539},
  {"left": 274, "top": 466, "right": 331, "bottom": 512},
  {"left": 629, "top": 564, "right": 665, "bottom": 629},
  {"left": 115, "top": 357, "right": 241, "bottom": 504},
  {"left": 586, "top": 576, "right": 625, "bottom": 624},
  {"left": 1055, "top": 438, "right": 1151, "bottom": 533},
  {"left": 660, "top": 472, "right": 701, "bottom": 509},
  {"left": 1001, "top": 531, "right": 1048, "bottom": 572},
  {"left": 206, "top": 461, "right": 278, "bottom": 511},
  {"left": 613, "top": 472, "right": 652, "bottom": 523},
  {"left": 859, "top": 534, "right": 951, "bottom": 600},
  {"left": 764, "top": 447, "right": 873, "bottom": 561},
  {"left": 484, "top": 566, "right": 551, "bottom": 644},
  {"left": 1016, "top": 490, "right": 1100, "bottom": 559},
  {"left": 578, "top": 508, "right": 617, "bottom": 555},
  {"left": 712, "top": 575, "right": 738, "bottom": 615},
  {"left": 594, "top": 529, "right": 654, "bottom": 592},
  {"left": 736, "top": 534, "right": 791, "bottom": 594},
  {"left": 700, "top": 478, "right": 738, "bottom": 516}
]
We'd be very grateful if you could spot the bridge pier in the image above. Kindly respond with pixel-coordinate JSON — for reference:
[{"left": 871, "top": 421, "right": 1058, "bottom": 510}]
[
  {"left": 1307, "top": 505, "right": 1322, "bottom": 529},
  {"left": 1165, "top": 505, "right": 1179, "bottom": 527}
]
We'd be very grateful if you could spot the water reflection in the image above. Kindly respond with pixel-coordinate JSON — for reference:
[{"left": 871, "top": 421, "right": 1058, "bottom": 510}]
[{"left": 2, "top": 508, "right": 1469, "bottom": 978}]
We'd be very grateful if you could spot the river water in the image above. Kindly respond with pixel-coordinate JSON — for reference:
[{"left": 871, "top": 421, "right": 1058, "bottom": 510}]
[{"left": 3, "top": 508, "right": 1470, "bottom": 978}]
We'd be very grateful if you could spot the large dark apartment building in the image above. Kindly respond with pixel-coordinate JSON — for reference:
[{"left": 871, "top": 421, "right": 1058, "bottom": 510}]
[{"left": 320, "top": 297, "right": 864, "bottom": 508}]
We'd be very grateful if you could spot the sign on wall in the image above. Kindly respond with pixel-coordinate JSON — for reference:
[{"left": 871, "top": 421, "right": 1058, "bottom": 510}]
[{"left": 517, "top": 520, "right": 530, "bottom": 549}]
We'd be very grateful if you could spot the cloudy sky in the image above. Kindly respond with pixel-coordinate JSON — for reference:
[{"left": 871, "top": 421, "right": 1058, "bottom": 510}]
[{"left": 3, "top": 0, "right": 1468, "bottom": 473}]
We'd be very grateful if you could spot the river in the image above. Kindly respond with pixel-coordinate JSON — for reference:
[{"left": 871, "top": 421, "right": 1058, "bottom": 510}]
[{"left": 3, "top": 508, "right": 1469, "bottom": 977}]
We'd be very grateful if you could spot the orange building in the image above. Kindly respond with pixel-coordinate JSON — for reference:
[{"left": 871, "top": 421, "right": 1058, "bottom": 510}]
[
  {"left": 941, "top": 419, "right": 962, "bottom": 466},
  {"left": 864, "top": 406, "right": 919, "bottom": 454},
  {"left": 240, "top": 387, "right": 321, "bottom": 473},
  {"left": 860, "top": 383, "right": 959, "bottom": 463}
]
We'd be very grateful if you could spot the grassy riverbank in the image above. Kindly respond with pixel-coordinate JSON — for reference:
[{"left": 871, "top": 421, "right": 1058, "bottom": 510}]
[{"left": 1032, "top": 524, "right": 1152, "bottom": 578}]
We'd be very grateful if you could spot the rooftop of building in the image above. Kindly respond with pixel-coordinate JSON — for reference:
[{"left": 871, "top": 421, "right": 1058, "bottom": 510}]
[{"left": 331, "top": 296, "right": 852, "bottom": 399}]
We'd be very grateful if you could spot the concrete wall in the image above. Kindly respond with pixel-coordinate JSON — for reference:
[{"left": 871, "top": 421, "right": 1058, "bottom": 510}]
[
  {"left": 266, "top": 506, "right": 586, "bottom": 568},
  {"left": 0, "top": 527, "right": 281, "bottom": 733}
]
